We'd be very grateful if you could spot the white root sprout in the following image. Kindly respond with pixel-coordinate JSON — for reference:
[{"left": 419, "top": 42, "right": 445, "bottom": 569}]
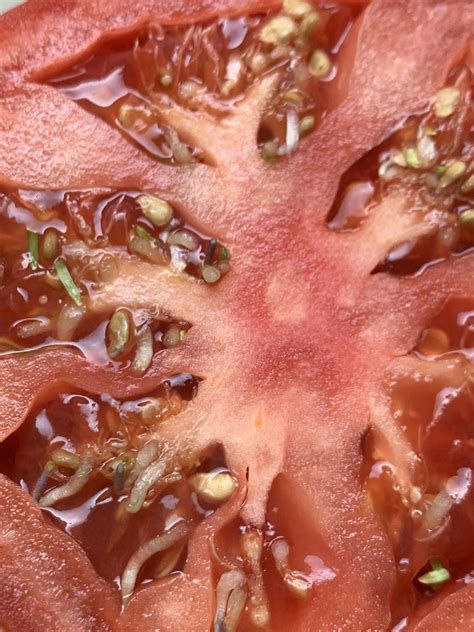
[
  {"left": 214, "top": 570, "right": 247, "bottom": 632},
  {"left": 121, "top": 521, "right": 189, "bottom": 605},
  {"left": 38, "top": 455, "right": 94, "bottom": 507},
  {"left": 271, "top": 538, "right": 311, "bottom": 598},
  {"left": 241, "top": 529, "right": 270, "bottom": 627},
  {"left": 127, "top": 451, "right": 170, "bottom": 513},
  {"left": 131, "top": 324, "right": 154, "bottom": 375}
]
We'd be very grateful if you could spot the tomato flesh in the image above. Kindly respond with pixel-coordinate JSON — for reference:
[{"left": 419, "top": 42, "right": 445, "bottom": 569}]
[{"left": 0, "top": 1, "right": 473, "bottom": 631}]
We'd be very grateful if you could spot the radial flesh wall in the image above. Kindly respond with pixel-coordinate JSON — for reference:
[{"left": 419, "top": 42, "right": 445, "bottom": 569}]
[{"left": 0, "top": 1, "right": 473, "bottom": 631}]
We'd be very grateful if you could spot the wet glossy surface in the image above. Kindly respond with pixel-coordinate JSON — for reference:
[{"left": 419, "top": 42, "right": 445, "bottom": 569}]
[
  {"left": 327, "top": 66, "right": 474, "bottom": 275},
  {"left": 0, "top": 187, "right": 228, "bottom": 364},
  {"left": 46, "top": 4, "right": 362, "bottom": 162},
  {"left": 362, "top": 300, "right": 474, "bottom": 627},
  {"left": 0, "top": 375, "right": 234, "bottom": 590}
]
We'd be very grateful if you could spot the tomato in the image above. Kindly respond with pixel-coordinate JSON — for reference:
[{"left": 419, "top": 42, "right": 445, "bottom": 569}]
[{"left": 0, "top": 0, "right": 473, "bottom": 631}]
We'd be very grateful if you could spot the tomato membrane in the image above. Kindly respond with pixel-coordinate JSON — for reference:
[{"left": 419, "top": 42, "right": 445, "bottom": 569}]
[
  {"left": 363, "top": 300, "right": 474, "bottom": 627},
  {"left": 327, "top": 66, "right": 474, "bottom": 275},
  {"left": 45, "top": 3, "right": 362, "bottom": 164}
]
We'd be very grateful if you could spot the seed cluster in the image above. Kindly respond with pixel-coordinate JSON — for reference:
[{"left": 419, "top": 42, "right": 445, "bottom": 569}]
[
  {"left": 328, "top": 67, "right": 473, "bottom": 274},
  {"left": 0, "top": 189, "right": 230, "bottom": 373}
]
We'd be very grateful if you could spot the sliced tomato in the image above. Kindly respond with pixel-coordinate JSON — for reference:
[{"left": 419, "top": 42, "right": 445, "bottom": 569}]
[{"left": 0, "top": 1, "right": 473, "bottom": 631}]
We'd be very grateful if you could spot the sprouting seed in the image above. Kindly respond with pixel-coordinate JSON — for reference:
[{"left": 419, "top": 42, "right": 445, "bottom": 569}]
[
  {"left": 404, "top": 147, "right": 422, "bottom": 169},
  {"left": 54, "top": 258, "right": 82, "bottom": 306},
  {"left": 160, "top": 73, "right": 173, "bottom": 87},
  {"left": 259, "top": 16, "right": 297, "bottom": 46},
  {"left": 42, "top": 229, "right": 59, "bottom": 260},
  {"left": 135, "top": 225, "right": 154, "bottom": 241},
  {"left": 392, "top": 152, "right": 407, "bottom": 167},
  {"left": 202, "top": 265, "right": 221, "bottom": 284},
  {"left": 434, "top": 86, "right": 460, "bottom": 118},
  {"left": 214, "top": 570, "right": 247, "bottom": 632},
  {"left": 283, "top": 90, "right": 303, "bottom": 106},
  {"left": 218, "top": 260, "right": 231, "bottom": 275},
  {"left": 113, "top": 462, "right": 126, "bottom": 495},
  {"left": 107, "top": 309, "right": 132, "bottom": 359},
  {"left": 117, "top": 103, "right": 134, "bottom": 128},
  {"left": 121, "top": 522, "right": 189, "bottom": 605},
  {"left": 205, "top": 238, "right": 217, "bottom": 264},
  {"left": 459, "top": 209, "right": 474, "bottom": 232},
  {"left": 286, "top": 110, "right": 299, "bottom": 153},
  {"left": 191, "top": 471, "right": 236, "bottom": 505},
  {"left": 378, "top": 161, "right": 399, "bottom": 182},
  {"left": 300, "top": 11, "right": 320, "bottom": 38},
  {"left": 167, "top": 230, "right": 199, "bottom": 251},
  {"left": 50, "top": 448, "right": 80, "bottom": 470},
  {"left": 271, "top": 539, "right": 311, "bottom": 599},
  {"left": 131, "top": 325, "right": 153, "bottom": 375},
  {"left": 39, "top": 455, "right": 94, "bottom": 507},
  {"left": 461, "top": 174, "right": 474, "bottom": 193},
  {"left": 129, "top": 233, "right": 170, "bottom": 266},
  {"left": 33, "top": 461, "right": 56, "bottom": 501},
  {"left": 283, "top": 0, "right": 312, "bottom": 17},
  {"left": 162, "top": 325, "right": 185, "bottom": 348},
  {"left": 261, "top": 141, "right": 279, "bottom": 163},
  {"left": 308, "top": 49, "right": 331, "bottom": 78},
  {"left": 417, "top": 327, "right": 450, "bottom": 356},
  {"left": 249, "top": 52, "right": 267, "bottom": 74},
  {"left": 218, "top": 245, "right": 230, "bottom": 261},
  {"left": 15, "top": 317, "right": 52, "bottom": 339},
  {"left": 439, "top": 161, "right": 467, "bottom": 188},
  {"left": 299, "top": 115, "right": 315, "bottom": 137},
  {"left": 416, "top": 134, "right": 437, "bottom": 165},
  {"left": 44, "top": 271, "right": 62, "bottom": 289},
  {"left": 138, "top": 194, "right": 173, "bottom": 227},
  {"left": 241, "top": 530, "right": 270, "bottom": 627},
  {"left": 27, "top": 229, "right": 39, "bottom": 270},
  {"left": 418, "top": 558, "right": 450, "bottom": 588}
]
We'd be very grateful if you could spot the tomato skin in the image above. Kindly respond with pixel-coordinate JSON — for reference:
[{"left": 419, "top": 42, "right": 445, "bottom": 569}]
[
  {"left": 409, "top": 585, "right": 474, "bottom": 632},
  {"left": 0, "top": 0, "right": 473, "bottom": 631},
  {"left": 0, "top": 475, "right": 118, "bottom": 631}
]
